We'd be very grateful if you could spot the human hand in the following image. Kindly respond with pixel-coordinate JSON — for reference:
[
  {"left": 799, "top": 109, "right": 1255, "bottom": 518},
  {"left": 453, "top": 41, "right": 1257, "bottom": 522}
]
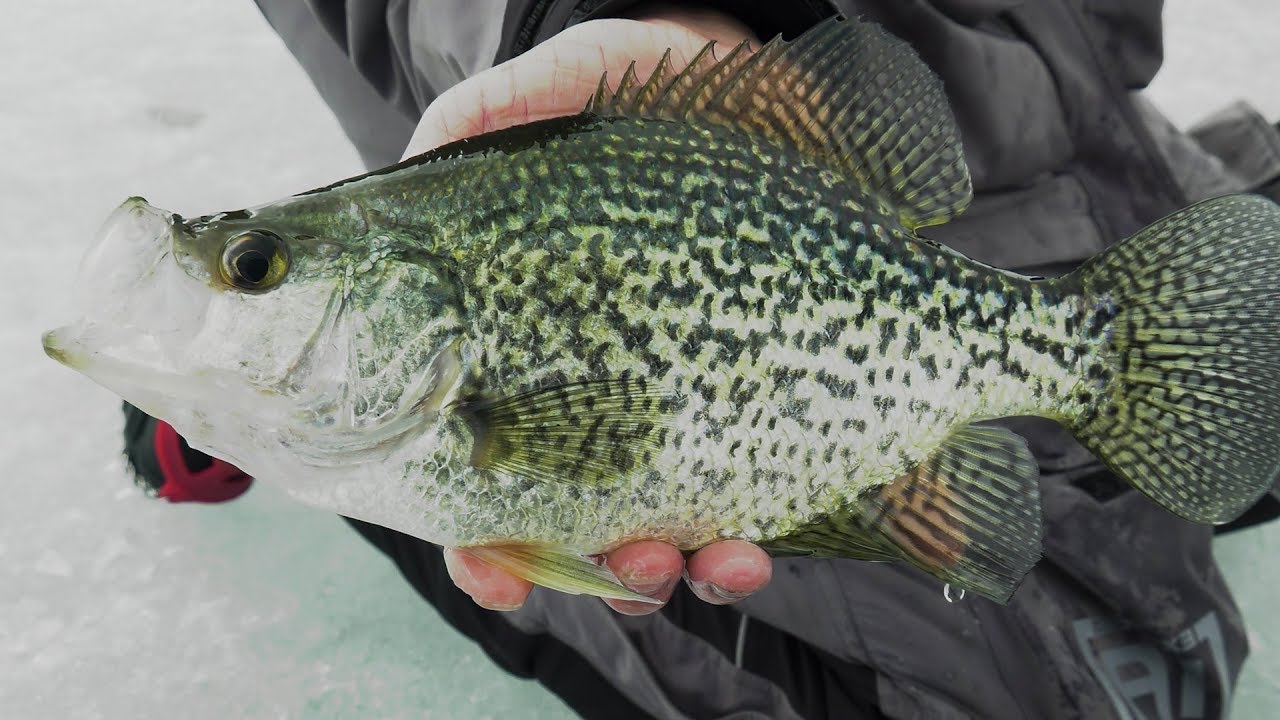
[
  {"left": 401, "top": 8, "right": 756, "bottom": 155},
  {"left": 444, "top": 539, "right": 772, "bottom": 615},
  {"left": 408, "top": 9, "right": 771, "bottom": 615}
]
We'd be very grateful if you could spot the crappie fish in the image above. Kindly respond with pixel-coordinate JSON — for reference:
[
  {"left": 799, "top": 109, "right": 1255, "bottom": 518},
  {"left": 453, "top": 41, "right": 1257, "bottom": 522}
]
[{"left": 44, "top": 17, "right": 1280, "bottom": 603}]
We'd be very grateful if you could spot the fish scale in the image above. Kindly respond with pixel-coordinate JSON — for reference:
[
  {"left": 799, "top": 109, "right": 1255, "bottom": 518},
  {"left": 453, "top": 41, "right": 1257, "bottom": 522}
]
[{"left": 319, "top": 114, "right": 1095, "bottom": 551}]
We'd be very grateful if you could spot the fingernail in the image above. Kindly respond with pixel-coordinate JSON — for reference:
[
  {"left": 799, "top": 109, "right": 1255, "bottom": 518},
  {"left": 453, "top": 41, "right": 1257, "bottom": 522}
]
[
  {"left": 627, "top": 580, "right": 666, "bottom": 595},
  {"left": 707, "top": 581, "right": 752, "bottom": 602},
  {"left": 445, "top": 551, "right": 519, "bottom": 610},
  {"left": 624, "top": 573, "right": 676, "bottom": 596},
  {"left": 443, "top": 549, "right": 473, "bottom": 586},
  {"left": 690, "top": 578, "right": 752, "bottom": 603}
]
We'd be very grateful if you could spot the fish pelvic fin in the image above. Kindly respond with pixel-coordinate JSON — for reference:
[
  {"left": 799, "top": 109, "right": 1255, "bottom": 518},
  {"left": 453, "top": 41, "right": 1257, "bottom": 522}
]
[
  {"left": 464, "top": 544, "right": 660, "bottom": 603},
  {"left": 584, "top": 15, "right": 973, "bottom": 230},
  {"left": 763, "top": 424, "right": 1042, "bottom": 603},
  {"left": 1062, "top": 194, "right": 1280, "bottom": 524}
]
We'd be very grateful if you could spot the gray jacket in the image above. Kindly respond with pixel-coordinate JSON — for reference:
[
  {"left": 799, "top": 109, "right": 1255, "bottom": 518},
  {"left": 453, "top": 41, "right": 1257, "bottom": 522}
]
[{"left": 255, "top": 1, "right": 1280, "bottom": 717}]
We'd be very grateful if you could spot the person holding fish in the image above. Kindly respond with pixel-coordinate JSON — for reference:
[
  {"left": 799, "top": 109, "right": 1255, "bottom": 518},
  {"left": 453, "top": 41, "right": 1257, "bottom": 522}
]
[{"left": 87, "top": 1, "right": 1280, "bottom": 718}]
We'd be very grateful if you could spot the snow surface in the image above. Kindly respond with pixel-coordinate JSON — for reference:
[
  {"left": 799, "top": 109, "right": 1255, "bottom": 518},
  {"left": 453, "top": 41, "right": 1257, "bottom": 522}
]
[{"left": 1, "top": 1, "right": 1276, "bottom": 717}]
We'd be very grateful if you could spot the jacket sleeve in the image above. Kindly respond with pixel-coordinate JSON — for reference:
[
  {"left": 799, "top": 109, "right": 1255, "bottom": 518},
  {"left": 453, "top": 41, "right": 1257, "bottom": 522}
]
[
  {"left": 258, "top": 0, "right": 837, "bottom": 120},
  {"left": 504, "top": 0, "right": 836, "bottom": 56},
  {"left": 252, "top": 0, "right": 834, "bottom": 167}
]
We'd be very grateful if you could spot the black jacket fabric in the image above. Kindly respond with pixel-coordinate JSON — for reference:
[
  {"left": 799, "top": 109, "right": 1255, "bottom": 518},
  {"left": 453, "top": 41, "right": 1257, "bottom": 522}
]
[{"left": 254, "top": 1, "right": 1278, "bottom": 717}]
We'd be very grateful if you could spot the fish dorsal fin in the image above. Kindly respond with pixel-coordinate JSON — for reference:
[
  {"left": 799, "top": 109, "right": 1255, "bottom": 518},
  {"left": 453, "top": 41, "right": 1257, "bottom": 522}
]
[
  {"left": 455, "top": 375, "right": 673, "bottom": 486},
  {"left": 762, "top": 424, "right": 1042, "bottom": 602},
  {"left": 585, "top": 16, "right": 973, "bottom": 229}
]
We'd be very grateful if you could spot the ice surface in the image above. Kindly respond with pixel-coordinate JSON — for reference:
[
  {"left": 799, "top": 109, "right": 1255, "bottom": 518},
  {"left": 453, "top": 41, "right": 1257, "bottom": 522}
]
[
  {"left": 2, "top": 1, "right": 1276, "bottom": 718},
  {"left": 0, "top": 2, "right": 571, "bottom": 718}
]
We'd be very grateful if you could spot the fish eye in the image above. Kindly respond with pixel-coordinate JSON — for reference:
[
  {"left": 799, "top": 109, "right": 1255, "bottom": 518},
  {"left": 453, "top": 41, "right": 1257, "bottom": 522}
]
[{"left": 220, "top": 230, "right": 289, "bottom": 292}]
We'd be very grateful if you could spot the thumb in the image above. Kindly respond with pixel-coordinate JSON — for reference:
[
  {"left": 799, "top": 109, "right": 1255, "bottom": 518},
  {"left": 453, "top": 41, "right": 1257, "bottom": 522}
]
[{"left": 402, "top": 18, "right": 734, "bottom": 158}]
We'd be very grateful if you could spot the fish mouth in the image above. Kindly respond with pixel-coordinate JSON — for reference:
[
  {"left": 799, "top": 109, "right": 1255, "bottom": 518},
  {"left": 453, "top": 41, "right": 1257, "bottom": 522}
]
[
  {"left": 40, "top": 323, "right": 122, "bottom": 371},
  {"left": 41, "top": 328, "right": 76, "bottom": 367},
  {"left": 46, "top": 197, "right": 202, "bottom": 349},
  {"left": 43, "top": 196, "right": 210, "bottom": 385},
  {"left": 42, "top": 321, "right": 204, "bottom": 410},
  {"left": 42, "top": 318, "right": 286, "bottom": 468},
  {"left": 74, "top": 197, "right": 179, "bottom": 306},
  {"left": 42, "top": 321, "right": 180, "bottom": 427},
  {"left": 43, "top": 321, "right": 154, "bottom": 378}
]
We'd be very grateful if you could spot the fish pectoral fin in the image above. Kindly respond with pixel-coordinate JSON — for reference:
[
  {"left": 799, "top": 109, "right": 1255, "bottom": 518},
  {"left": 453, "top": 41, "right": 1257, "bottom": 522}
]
[
  {"left": 465, "top": 544, "right": 661, "bottom": 604},
  {"left": 456, "top": 375, "right": 673, "bottom": 486},
  {"left": 585, "top": 15, "right": 973, "bottom": 230},
  {"left": 763, "top": 424, "right": 1042, "bottom": 603}
]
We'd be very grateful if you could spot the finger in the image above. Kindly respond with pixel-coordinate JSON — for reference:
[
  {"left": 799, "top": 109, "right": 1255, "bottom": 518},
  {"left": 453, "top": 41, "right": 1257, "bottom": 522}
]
[
  {"left": 685, "top": 540, "right": 772, "bottom": 605},
  {"left": 602, "top": 540, "right": 685, "bottom": 615},
  {"left": 402, "top": 19, "right": 720, "bottom": 158},
  {"left": 443, "top": 547, "right": 533, "bottom": 611}
]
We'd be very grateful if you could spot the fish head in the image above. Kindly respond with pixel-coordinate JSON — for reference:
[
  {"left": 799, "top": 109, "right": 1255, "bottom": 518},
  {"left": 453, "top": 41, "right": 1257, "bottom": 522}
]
[{"left": 43, "top": 196, "right": 466, "bottom": 484}]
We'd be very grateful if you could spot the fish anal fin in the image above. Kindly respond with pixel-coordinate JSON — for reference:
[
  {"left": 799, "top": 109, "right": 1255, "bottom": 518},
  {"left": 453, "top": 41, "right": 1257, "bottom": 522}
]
[
  {"left": 584, "top": 15, "right": 973, "bottom": 229},
  {"left": 876, "top": 462, "right": 968, "bottom": 569},
  {"left": 762, "top": 424, "right": 1042, "bottom": 603},
  {"left": 868, "top": 424, "right": 1043, "bottom": 602}
]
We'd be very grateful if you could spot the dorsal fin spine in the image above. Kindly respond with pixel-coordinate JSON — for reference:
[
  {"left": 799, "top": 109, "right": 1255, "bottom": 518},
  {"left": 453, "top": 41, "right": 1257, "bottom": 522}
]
[
  {"left": 583, "top": 15, "right": 974, "bottom": 228},
  {"left": 702, "top": 41, "right": 754, "bottom": 118},
  {"left": 634, "top": 49, "right": 675, "bottom": 112},
  {"left": 613, "top": 62, "right": 640, "bottom": 110}
]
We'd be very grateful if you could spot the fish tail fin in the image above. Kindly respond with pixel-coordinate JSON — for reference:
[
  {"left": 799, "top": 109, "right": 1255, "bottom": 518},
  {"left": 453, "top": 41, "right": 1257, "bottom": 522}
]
[{"left": 1063, "top": 194, "right": 1280, "bottom": 523}]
